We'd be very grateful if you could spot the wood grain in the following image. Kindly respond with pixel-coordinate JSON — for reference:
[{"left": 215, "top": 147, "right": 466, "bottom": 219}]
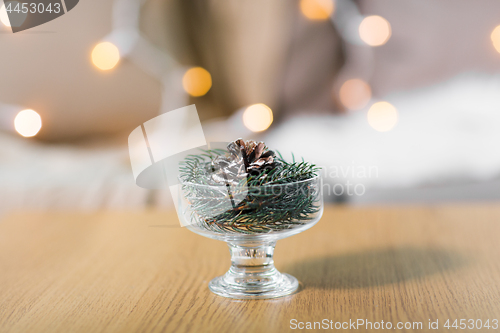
[{"left": 0, "top": 205, "right": 500, "bottom": 332}]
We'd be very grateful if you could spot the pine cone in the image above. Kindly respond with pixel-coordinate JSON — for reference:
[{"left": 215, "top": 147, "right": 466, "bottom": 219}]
[
  {"left": 207, "top": 138, "right": 280, "bottom": 184},
  {"left": 228, "top": 139, "right": 279, "bottom": 176}
]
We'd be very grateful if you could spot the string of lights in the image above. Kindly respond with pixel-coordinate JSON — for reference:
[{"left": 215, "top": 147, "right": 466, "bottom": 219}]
[
  {"left": 327, "top": 0, "right": 398, "bottom": 131},
  {"left": 2, "top": 0, "right": 500, "bottom": 138},
  {"left": 94, "top": 0, "right": 275, "bottom": 134}
]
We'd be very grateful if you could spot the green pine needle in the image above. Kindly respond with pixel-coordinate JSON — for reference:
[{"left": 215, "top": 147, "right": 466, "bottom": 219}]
[{"left": 180, "top": 148, "right": 320, "bottom": 234}]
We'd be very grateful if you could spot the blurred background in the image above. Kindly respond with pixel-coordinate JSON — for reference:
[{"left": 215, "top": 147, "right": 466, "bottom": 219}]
[{"left": 2, "top": 0, "right": 500, "bottom": 216}]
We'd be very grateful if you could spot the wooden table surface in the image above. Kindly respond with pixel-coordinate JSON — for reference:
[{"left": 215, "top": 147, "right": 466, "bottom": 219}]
[{"left": 0, "top": 205, "right": 499, "bottom": 333}]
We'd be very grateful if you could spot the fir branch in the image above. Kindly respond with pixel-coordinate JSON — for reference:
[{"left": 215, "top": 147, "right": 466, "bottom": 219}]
[{"left": 180, "top": 147, "right": 320, "bottom": 234}]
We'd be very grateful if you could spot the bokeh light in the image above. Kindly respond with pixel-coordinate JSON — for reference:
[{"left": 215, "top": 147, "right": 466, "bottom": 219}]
[
  {"left": 182, "top": 67, "right": 212, "bottom": 97},
  {"left": 14, "top": 109, "right": 42, "bottom": 137},
  {"left": 0, "top": 3, "right": 11, "bottom": 27},
  {"left": 367, "top": 101, "right": 397, "bottom": 132},
  {"left": 300, "top": 0, "right": 334, "bottom": 21},
  {"left": 339, "top": 79, "right": 372, "bottom": 110},
  {"left": 243, "top": 104, "right": 274, "bottom": 132},
  {"left": 359, "top": 15, "right": 391, "bottom": 47},
  {"left": 91, "top": 42, "right": 120, "bottom": 71},
  {"left": 491, "top": 25, "right": 500, "bottom": 53}
]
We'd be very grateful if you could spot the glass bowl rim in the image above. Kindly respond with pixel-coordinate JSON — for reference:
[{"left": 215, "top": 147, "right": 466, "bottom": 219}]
[{"left": 178, "top": 173, "right": 321, "bottom": 189}]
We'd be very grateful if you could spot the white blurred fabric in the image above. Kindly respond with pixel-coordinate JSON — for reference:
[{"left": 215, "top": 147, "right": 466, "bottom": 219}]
[
  {"left": 264, "top": 73, "right": 500, "bottom": 190},
  {"left": 0, "top": 134, "right": 149, "bottom": 216}
]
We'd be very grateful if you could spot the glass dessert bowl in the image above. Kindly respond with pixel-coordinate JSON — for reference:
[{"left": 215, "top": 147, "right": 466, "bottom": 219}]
[{"left": 177, "top": 139, "right": 323, "bottom": 299}]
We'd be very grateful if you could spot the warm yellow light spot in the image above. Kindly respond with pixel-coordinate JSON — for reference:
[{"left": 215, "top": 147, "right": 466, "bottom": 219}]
[
  {"left": 0, "top": 3, "right": 11, "bottom": 27},
  {"left": 182, "top": 67, "right": 212, "bottom": 97},
  {"left": 243, "top": 103, "right": 274, "bottom": 132},
  {"left": 300, "top": 0, "right": 334, "bottom": 21},
  {"left": 339, "top": 79, "right": 372, "bottom": 110},
  {"left": 91, "top": 42, "right": 120, "bottom": 70},
  {"left": 359, "top": 15, "right": 391, "bottom": 47},
  {"left": 367, "top": 102, "right": 397, "bottom": 132},
  {"left": 491, "top": 26, "right": 500, "bottom": 53},
  {"left": 14, "top": 109, "right": 42, "bottom": 137}
]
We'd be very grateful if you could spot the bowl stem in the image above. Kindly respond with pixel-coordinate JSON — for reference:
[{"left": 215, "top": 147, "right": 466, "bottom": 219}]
[{"left": 208, "top": 241, "right": 299, "bottom": 299}]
